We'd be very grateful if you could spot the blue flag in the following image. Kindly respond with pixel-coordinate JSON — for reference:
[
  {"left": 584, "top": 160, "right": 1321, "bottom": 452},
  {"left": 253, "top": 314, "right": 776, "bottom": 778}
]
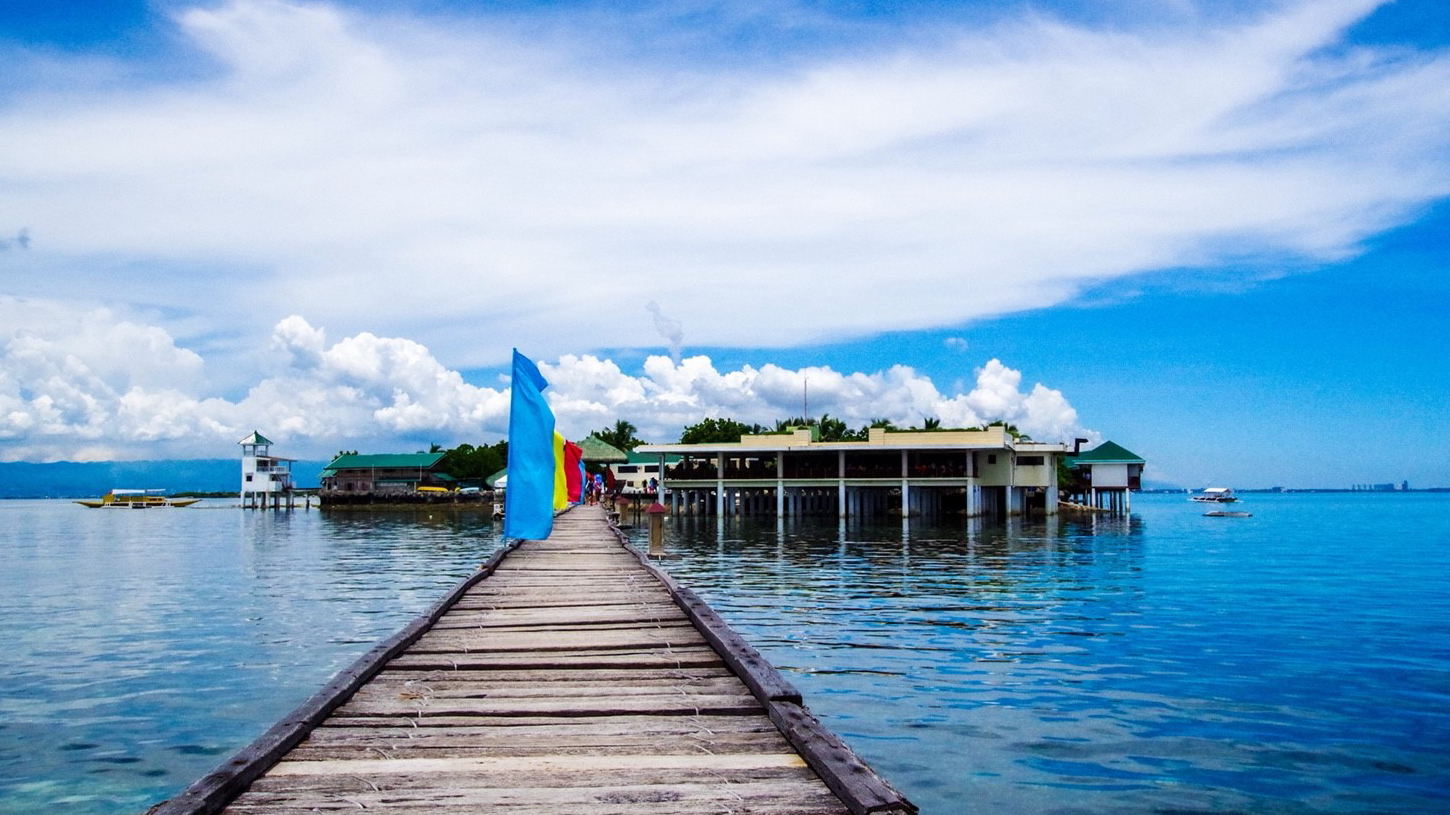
[{"left": 503, "top": 349, "right": 556, "bottom": 540}]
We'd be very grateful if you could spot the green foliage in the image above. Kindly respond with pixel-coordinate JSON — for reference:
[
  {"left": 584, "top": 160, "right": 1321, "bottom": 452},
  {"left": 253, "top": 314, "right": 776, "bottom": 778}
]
[
  {"left": 980, "top": 420, "right": 1023, "bottom": 439},
  {"left": 593, "top": 419, "right": 646, "bottom": 451},
  {"left": 679, "top": 417, "right": 767, "bottom": 444},
  {"left": 437, "top": 441, "right": 509, "bottom": 483},
  {"left": 772, "top": 414, "right": 865, "bottom": 442}
]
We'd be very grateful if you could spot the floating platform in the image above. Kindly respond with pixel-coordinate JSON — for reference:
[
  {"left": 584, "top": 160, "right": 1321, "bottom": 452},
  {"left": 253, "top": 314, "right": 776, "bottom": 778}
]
[{"left": 146, "top": 505, "right": 914, "bottom": 815}]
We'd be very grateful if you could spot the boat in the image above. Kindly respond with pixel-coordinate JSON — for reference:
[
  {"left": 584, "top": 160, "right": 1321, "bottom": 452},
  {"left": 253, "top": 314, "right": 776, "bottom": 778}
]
[
  {"left": 75, "top": 489, "right": 201, "bottom": 508},
  {"left": 1204, "top": 510, "right": 1252, "bottom": 517},
  {"left": 1190, "top": 487, "right": 1238, "bottom": 503}
]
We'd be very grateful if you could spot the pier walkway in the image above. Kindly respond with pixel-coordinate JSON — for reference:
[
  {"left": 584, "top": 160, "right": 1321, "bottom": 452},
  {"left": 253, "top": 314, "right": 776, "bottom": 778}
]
[{"left": 149, "top": 505, "right": 914, "bottom": 815}]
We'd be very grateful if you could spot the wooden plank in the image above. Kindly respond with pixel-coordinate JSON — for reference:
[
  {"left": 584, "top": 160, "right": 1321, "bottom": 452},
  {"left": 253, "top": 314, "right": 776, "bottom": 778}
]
[
  {"left": 264, "top": 752, "right": 808, "bottom": 776},
  {"left": 226, "top": 781, "right": 851, "bottom": 814},
  {"left": 331, "top": 694, "right": 764, "bottom": 718}
]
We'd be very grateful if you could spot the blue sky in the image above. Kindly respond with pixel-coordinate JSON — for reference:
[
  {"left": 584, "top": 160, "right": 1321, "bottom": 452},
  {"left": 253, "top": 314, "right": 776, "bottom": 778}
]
[{"left": 1, "top": 0, "right": 1447, "bottom": 488}]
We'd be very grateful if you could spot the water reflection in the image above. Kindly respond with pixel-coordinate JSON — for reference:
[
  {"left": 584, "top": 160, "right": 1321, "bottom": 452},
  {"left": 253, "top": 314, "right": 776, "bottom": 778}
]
[
  {"left": 655, "top": 511, "right": 1189, "bottom": 814},
  {"left": 647, "top": 499, "right": 1450, "bottom": 815}
]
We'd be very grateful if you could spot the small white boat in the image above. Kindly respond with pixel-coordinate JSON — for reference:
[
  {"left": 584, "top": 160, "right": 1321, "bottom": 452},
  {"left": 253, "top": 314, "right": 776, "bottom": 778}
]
[
  {"left": 75, "top": 489, "right": 200, "bottom": 508},
  {"left": 1204, "top": 510, "right": 1252, "bottom": 517},
  {"left": 1190, "top": 487, "right": 1238, "bottom": 503}
]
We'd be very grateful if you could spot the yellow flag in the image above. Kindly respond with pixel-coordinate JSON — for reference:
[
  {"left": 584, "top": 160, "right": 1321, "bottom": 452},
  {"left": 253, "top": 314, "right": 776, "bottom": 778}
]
[{"left": 552, "top": 431, "right": 568, "bottom": 510}]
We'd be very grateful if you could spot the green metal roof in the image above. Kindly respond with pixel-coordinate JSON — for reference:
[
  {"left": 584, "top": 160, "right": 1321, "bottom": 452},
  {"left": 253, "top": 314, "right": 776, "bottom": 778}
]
[
  {"left": 624, "top": 450, "right": 681, "bottom": 465},
  {"left": 324, "top": 453, "right": 446, "bottom": 470},
  {"left": 239, "top": 431, "right": 273, "bottom": 446},
  {"left": 485, "top": 467, "right": 508, "bottom": 487},
  {"left": 1068, "top": 441, "right": 1144, "bottom": 465}
]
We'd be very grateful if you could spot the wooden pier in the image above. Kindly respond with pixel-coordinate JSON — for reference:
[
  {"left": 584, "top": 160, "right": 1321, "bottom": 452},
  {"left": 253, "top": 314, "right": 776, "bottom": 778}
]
[{"left": 148, "top": 505, "right": 914, "bottom": 815}]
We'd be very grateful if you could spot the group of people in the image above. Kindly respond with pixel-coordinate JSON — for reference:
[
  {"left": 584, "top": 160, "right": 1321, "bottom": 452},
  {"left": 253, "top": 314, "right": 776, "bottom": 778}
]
[{"left": 584, "top": 471, "right": 609, "bottom": 505}]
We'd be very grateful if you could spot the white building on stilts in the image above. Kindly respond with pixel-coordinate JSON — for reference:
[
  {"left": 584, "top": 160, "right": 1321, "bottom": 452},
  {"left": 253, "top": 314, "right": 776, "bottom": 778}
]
[{"left": 239, "top": 431, "right": 297, "bottom": 509}]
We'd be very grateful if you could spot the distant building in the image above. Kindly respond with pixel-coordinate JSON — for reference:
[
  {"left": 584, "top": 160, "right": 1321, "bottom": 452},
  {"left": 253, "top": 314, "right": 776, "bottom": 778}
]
[
  {"left": 319, "top": 452, "right": 451, "bottom": 494},
  {"left": 1063, "top": 441, "right": 1145, "bottom": 514},
  {"left": 636, "top": 425, "right": 1089, "bottom": 518},
  {"left": 239, "top": 431, "right": 296, "bottom": 509},
  {"left": 1353, "top": 482, "right": 1405, "bottom": 492},
  {"left": 609, "top": 450, "right": 680, "bottom": 496}
]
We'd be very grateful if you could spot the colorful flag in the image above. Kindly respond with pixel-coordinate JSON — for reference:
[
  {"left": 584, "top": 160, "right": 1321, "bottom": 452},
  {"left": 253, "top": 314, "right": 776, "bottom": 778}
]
[
  {"left": 503, "top": 350, "right": 555, "bottom": 540},
  {"left": 563, "top": 439, "right": 584, "bottom": 504},
  {"left": 552, "top": 432, "right": 569, "bottom": 511}
]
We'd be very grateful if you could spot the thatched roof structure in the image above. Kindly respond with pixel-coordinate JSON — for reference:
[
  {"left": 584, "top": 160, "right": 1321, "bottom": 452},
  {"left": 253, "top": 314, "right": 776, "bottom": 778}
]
[{"left": 578, "top": 435, "right": 629, "bottom": 463}]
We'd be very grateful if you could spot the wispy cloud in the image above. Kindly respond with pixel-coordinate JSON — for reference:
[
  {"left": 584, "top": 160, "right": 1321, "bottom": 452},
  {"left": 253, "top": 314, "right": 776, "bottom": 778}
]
[
  {"left": 0, "top": 228, "right": 29, "bottom": 251},
  {"left": 0, "top": 0, "right": 1445, "bottom": 372},
  {"left": 0, "top": 306, "right": 1086, "bottom": 460}
]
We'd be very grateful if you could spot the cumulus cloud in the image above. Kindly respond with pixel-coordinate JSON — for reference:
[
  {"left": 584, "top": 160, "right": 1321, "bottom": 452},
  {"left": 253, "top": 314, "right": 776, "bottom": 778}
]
[
  {"left": 0, "top": 309, "right": 1091, "bottom": 460},
  {"left": 0, "top": 0, "right": 1445, "bottom": 370}
]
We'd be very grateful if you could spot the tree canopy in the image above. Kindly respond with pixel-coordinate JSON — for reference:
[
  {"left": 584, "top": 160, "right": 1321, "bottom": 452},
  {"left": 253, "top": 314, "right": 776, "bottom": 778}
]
[
  {"left": 678, "top": 414, "right": 1016, "bottom": 445},
  {"left": 679, "top": 417, "right": 768, "bottom": 444},
  {"left": 436, "top": 441, "right": 508, "bottom": 483}
]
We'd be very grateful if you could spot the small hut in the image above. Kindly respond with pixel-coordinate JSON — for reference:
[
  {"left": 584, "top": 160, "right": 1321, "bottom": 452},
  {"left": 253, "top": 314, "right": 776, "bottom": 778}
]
[{"left": 577, "top": 435, "right": 629, "bottom": 465}]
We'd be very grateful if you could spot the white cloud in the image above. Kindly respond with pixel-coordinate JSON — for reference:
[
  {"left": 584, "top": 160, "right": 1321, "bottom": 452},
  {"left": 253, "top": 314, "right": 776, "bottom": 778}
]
[
  {"left": 0, "top": 0, "right": 1445, "bottom": 373},
  {"left": 0, "top": 309, "right": 1091, "bottom": 460}
]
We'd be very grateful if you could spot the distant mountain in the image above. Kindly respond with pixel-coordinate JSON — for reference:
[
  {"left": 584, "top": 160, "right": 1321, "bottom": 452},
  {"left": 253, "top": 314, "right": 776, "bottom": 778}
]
[{"left": 0, "top": 459, "right": 332, "bottom": 499}]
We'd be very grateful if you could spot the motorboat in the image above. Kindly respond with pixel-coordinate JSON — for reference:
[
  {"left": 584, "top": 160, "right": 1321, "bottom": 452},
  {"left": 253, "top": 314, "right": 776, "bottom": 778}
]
[
  {"left": 75, "top": 489, "right": 201, "bottom": 508},
  {"left": 1190, "top": 487, "right": 1238, "bottom": 503}
]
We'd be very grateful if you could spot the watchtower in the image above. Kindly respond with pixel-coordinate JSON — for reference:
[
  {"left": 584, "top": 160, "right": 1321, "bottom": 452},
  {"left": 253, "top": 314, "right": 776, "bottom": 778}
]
[{"left": 239, "top": 431, "right": 297, "bottom": 509}]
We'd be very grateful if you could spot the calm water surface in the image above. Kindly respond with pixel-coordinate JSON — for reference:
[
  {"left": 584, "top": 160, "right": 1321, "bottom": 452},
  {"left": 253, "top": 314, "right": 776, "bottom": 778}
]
[
  {"left": 0, "top": 501, "right": 503, "bottom": 814},
  {"left": 2, "top": 493, "right": 1448, "bottom": 814},
  {"left": 658, "top": 493, "right": 1450, "bottom": 814}
]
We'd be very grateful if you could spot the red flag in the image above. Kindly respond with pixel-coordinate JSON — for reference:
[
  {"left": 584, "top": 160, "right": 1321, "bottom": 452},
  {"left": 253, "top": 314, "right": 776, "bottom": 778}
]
[{"left": 564, "top": 440, "right": 584, "bottom": 503}]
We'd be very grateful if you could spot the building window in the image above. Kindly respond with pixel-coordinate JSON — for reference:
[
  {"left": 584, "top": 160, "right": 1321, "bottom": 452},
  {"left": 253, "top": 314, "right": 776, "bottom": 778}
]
[
  {"left": 987, "top": 455, "right": 997, "bottom": 464},
  {"left": 1018, "top": 456, "right": 1045, "bottom": 466},
  {"left": 245, "top": 474, "right": 253, "bottom": 481}
]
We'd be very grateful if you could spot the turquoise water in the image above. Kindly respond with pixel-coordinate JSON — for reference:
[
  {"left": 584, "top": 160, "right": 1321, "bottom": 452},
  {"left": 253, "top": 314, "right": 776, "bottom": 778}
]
[
  {"left": 0, "top": 501, "right": 503, "bottom": 814},
  {"left": 1, "top": 494, "right": 1448, "bottom": 813}
]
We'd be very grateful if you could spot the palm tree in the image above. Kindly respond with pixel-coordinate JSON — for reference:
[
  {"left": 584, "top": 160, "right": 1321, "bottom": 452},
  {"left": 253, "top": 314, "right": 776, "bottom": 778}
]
[
  {"left": 595, "top": 419, "right": 645, "bottom": 451},
  {"left": 980, "top": 420, "right": 1022, "bottom": 439}
]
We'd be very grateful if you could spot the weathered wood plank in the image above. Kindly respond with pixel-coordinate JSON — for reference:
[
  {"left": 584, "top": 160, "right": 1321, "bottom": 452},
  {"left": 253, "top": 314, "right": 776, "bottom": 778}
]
[
  {"left": 264, "top": 752, "right": 808, "bottom": 776},
  {"left": 245, "top": 762, "right": 823, "bottom": 793},
  {"left": 332, "top": 694, "right": 764, "bottom": 718},
  {"left": 384, "top": 650, "right": 727, "bottom": 671},
  {"left": 347, "top": 677, "right": 750, "bottom": 700},
  {"left": 312, "top": 713, "right": 782, "bottom": 734},
  {"left": 226, "top": 780, "right": 851, "bottom": 814},
  {"left": 357, "top": 666, "right": 737, "bottom": 684}
]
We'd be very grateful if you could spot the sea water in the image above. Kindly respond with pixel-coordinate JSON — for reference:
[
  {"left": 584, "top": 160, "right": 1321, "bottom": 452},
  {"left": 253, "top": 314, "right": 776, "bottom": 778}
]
[
  {"left": 0, "top": 501, "right": 504, "bottom": 814},
  {"left": 1, "top": 494, "right": 1447, "bottom": 814}
]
